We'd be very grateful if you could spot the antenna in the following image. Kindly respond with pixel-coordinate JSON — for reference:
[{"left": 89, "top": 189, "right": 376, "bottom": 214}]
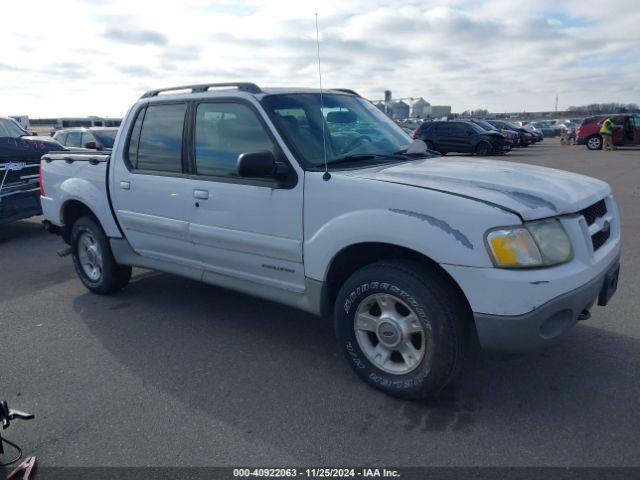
[{"left": 315, "top": 13, "right": 330, "bottom": 181}]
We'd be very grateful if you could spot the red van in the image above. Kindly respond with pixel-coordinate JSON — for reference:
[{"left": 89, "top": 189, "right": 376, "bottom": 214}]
[{"left": 577, "top": 114, "right": 640, "bottom": 150}]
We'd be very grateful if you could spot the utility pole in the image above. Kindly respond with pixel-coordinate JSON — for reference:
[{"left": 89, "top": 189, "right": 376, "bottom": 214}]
[{"left": 555, "top": 94, "right": 558, "bottom": 112}]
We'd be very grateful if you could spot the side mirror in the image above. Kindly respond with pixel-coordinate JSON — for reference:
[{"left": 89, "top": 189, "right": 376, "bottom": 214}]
[
  {"left": 237, "top": 151, "right": 276, "bottom": 178},
  {"left": 84, "top": 141, "right": 97, "bottom": 149}
]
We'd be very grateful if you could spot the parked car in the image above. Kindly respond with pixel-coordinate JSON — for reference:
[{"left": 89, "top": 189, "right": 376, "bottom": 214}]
[
  {"left": 576, "top": 114, "right": 640, "bottom": 150},
  {"left": 470, "top": 119, "right": 519, "bottom": 147},
  {"left": 40, "top": 83, "right": 621, "bottom": 400},
  {"left": 52, "top": 127, "right": 118, "bottom": 151},
  {"left": 413, "top": 120, "right": 511, "bottom": 155},
  {"left": 0, "top": 116, "right": 63, "bottom": 225},
  {"left": 487, "top": 120, "right": 534, "bottom": 147},
  {"left": 529, "top": 121, "right": 557, "bottom": 137},
  {"left": 521, "top": 124, "right": 544, "bottom": 142}
]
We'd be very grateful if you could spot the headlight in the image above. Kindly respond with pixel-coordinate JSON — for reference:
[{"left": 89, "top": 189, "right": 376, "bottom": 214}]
[{"left": 486, "top": 219, "right": 573, "bottom": 268}]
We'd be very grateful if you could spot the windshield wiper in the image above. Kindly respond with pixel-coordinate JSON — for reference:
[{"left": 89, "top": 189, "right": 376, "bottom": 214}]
[
  {"left": 392, "top": 148, "right": 438, "bottom": 157},
  {"left": 325, "top": 153, "right": 409, "bottom": 166}
]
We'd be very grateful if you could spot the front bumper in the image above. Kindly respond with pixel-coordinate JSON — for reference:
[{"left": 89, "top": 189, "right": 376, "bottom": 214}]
[{"left": 474, "top": 255, "right": 620, "bottom": 351}]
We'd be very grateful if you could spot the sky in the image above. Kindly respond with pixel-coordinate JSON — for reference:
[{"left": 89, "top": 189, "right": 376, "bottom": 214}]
[{"left": 1, "top": 0, "right": 638, "bottom": 118}]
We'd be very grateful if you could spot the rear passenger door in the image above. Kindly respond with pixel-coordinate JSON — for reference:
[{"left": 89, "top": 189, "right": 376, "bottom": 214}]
[
  {"left": 187, "top": 100, "right": 305, "bottom": 293},
  {"left": 110, "top": 102, "right": 201, "bottom": 268},
  {"left": 434, "top": 123, "right": 457, "bottom": 152}
]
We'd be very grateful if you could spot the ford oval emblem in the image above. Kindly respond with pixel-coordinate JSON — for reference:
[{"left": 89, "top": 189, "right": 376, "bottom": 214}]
[{"left": 602, "top": 220, "right": 611, "bottom": 233}]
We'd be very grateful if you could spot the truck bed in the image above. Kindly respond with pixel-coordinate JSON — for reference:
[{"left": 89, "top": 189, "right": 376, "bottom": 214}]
[{"left": 40, "top": 151, "right": 122, "bottom": 238}]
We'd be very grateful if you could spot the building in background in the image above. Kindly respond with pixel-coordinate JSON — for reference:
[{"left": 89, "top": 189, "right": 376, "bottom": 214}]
[
  {"left": 430, "top": 105, "right": 452, "bottom": 119},
  {"left": 26, "top": 116, "right": 122, "bottom": 135},
  {"left": 410, "top": 98, "right": 431, "bottom": 118},
  {"left": 390, "top": 100, "right": 410, "bottom": 119}
]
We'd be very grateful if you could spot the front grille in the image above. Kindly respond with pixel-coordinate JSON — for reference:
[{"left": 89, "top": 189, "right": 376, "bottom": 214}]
[
  {"left": 578, "top": 199, "right": 610, "bottom": 252},
  {"left": 579, "top": 199, "right": 607, "bottom": 226},
  {"left": 592, "top": 229, "right": 611, "bottom": 251}
]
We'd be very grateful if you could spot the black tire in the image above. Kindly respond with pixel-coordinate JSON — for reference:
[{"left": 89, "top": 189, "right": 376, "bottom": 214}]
[
  {"left": 71, "top": 216, "right": 132, "bottom": 294},
  {"left": 586, "top": 135, "right": 603, "bottom": 150},
  {"left": 475, "top": 142, "right": 491, "bottom": 156},
  {"left": 334, "top": 260, "right": 469, "bottom": 399}
]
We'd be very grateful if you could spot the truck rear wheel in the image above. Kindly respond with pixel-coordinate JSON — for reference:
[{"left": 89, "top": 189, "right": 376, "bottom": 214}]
[
  {"left": 334, "top": 260, "right": 469, "bottom": 399},
  {"left": 71, "top": 216, "right": 131, "bottom": 294}
]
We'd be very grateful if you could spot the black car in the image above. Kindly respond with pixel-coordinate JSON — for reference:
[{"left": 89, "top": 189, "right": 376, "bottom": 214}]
[
  {"left": 0, "top": 117, "right": 63, "bottom": 225},
  {"left": 486, "top": 120, "right": 535, "bottom": 147},
  {"left": 413, "top": 121, "right": 510, "bottom": 156},
  {"left": 52, "top": 127, "right": 118, "bottom": 151}
]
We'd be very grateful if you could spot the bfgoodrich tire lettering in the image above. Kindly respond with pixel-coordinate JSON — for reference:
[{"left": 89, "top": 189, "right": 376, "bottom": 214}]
[
  {"left": 71, "top": 216, "right": 132, "bottom": 294},
  {"left": 335, "top": 260, "right": 469, "bottom": 399}
]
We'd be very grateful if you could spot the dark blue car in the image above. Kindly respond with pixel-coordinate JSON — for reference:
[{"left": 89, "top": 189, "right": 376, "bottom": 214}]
[{"left": 0, "top": 117, "right": 63, "bottom": 226}]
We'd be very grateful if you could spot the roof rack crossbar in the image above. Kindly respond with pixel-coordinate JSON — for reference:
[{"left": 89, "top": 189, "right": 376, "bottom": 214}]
[{"left": 141, "top": 82, "right": 262, "bottom": 99}]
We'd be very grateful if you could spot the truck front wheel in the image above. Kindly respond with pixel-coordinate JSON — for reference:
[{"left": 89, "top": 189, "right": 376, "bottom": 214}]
[
  {"left": 334, "top": 260, "right": 469, "bottom": 399},
  {"left": 71, "top": 216, "right": 132, "bottom": 294}
]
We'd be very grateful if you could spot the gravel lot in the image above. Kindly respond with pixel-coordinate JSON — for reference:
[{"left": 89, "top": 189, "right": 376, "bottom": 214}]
[{"left": 1, "top": 141, "right": 639, "bottom": 467}]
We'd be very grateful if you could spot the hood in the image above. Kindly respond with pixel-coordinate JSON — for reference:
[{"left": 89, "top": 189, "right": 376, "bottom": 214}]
[
  {"left": 345, "top": 157, "right": 611, "bottom": 221},
  {"left": 482, "top": 131, "right": 504, "bottom": 139},
  {"left": 0, "top": 136, "right": 63, "bottom": 163}
]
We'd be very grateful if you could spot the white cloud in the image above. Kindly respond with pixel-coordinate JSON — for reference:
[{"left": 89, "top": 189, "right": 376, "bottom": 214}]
[{"left": 0, "top": 0, "right": 638, "bottom": 117}]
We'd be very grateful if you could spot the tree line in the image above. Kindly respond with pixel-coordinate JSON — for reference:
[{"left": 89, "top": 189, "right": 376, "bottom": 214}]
[{"left": 567, "top": 103, "right": 639, "bottom": 114}]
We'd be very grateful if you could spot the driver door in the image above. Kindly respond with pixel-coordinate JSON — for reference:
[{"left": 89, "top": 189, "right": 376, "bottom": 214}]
[{"left": 188, "top": 100, "right": 305, "bottom": 293}]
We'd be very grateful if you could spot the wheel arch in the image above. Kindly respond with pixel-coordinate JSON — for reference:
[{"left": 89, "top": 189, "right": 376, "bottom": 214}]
[
  {"left": 323, "top": 242, "right": 472, "bottom": 318},
  {"left": 475, "top": 140, "right": 492, "bottom": 155},
  {"left": 60, "top": 199, "right": 100, "bottom": 243}
]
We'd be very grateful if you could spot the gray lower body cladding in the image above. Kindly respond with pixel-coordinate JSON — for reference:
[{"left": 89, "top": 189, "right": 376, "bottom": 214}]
[{"left": 474, "top": 255, "right": 620, "bottom": 351}]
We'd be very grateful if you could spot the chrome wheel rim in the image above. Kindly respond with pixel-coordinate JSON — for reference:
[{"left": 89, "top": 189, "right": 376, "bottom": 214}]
[
  {"left": 354, "top": 293, "right": 431, "bottom": 375},
  {"left": 588, "top": 137, "right": 601, "bottom": 149},
  {"left": 77, "top": 232, "right": 103, "bottom": 282}
]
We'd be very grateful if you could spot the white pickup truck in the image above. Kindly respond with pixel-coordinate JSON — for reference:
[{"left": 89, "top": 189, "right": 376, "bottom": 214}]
[{"left": 40, "top": 83, "right": 621, "bottom": 399}]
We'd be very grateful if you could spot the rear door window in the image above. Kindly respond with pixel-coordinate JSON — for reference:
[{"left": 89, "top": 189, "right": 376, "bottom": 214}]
[
  {"left": 66, "top": 131, "right": 82, "bottom": 148},
  {"left": 134, "top": 103, "right": 186, "bottom": 173},
  {"left": 434, "top": 123, "right": 453, "bottom": 136},
  {"left": 81, "top": 132, "right": 94, "bottom": 148}
]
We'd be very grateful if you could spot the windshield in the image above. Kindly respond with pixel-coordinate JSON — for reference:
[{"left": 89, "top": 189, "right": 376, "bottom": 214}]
[
  {"left": 262, "top": 93, "right": 413, "bottom": 167},
  {"left": 467, "top": 122, "right": 487, "bottom": 134},
  {"left": 0, "top": 118, "right": 27, "bottom": 138},
  {"left": 93, "top": 129, "right": 117, "bottom": 149},
  {"left": 475, "top": 120, "right": 497, "bottom": 131}
]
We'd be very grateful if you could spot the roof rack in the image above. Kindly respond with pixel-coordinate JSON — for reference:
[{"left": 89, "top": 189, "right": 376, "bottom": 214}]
[
  {"left": 332, "top": 88, "right": 361, "bottom": 97},
  {"left": 140, "top": 82, "right": 262, "bottom": 99}
]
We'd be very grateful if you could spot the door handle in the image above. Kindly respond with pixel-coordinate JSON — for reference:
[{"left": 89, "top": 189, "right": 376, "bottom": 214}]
[
  {"left": 120, "top": 181, "right": 130, "bottom": 190},
  {"left": 193, "top": 189, "right": 209, "bottom": 200}
]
